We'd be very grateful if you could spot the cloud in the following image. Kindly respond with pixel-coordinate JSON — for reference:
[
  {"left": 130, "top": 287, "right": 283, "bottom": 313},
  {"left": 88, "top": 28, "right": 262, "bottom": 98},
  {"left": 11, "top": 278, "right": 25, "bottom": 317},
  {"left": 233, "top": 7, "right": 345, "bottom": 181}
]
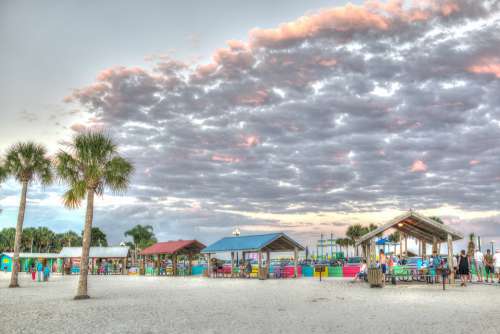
[{"left": 58, "top": 0, "right": 500, "bottom": 242}]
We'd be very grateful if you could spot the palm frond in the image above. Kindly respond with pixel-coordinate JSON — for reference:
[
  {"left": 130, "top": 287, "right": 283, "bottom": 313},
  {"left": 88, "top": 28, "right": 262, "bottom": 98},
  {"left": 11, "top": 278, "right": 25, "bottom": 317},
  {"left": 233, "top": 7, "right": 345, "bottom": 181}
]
[
  {"left": 5, "top": 142, "right": 53, "bottom": 184},
  {"left": 62, "top": 181, "right": 87, "bottom": 209},
  {"left": 104, "top": 156, "right": 134, "bottom": 194}
]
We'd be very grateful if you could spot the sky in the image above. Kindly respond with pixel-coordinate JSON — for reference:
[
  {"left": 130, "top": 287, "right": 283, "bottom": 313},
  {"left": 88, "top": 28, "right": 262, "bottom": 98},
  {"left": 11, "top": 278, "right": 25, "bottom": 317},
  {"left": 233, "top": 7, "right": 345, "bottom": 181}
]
[{"left": 1, "top": 0, "right": 500, "bottom": 250}]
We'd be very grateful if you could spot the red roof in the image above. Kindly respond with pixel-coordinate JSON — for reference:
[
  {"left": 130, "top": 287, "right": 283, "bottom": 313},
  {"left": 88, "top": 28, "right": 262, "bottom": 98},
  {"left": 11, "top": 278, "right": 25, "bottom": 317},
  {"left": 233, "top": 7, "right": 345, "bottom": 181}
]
[{"left": 140, "top": 240, "right": 206, "bottom": 256}]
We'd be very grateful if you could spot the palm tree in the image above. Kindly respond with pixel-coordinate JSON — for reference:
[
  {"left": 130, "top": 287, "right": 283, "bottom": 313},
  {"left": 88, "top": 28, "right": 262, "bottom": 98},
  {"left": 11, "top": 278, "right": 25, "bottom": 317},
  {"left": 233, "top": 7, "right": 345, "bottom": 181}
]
[
  {"left": 0, "top": 228, "right": 16, "bottom": 252},
  {"left": 346, "top": 224, "right": 365, "bottom": 256},
  {"left": 86, "top": 227, "right": 108, "bottom": 246},
  {"left": 4, "top": 142, "right": 53, "bottom": 288},
  {"left": 55, "top": 132, "right": 133, "bottom": 300},
  {"left": 124, "top": 224, "right": 157, "bottom": 265},
  {"left": 21, "top": 227, "right": 37, "bottom": 252}
]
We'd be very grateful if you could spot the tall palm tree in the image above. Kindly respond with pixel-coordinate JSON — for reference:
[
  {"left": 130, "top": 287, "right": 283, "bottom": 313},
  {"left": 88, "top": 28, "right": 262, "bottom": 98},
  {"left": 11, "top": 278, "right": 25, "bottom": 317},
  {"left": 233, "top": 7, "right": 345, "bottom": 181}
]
[
  {"left": 4, "top": 142, "right": 53, "bottom": 288},
  {"left": 55, "top": 132, "right": 133, "bottom": 300},
  {"left": 346, "top": 224, "right": 365, "bottom": 256},
  {"left": 124, "top": 224, "right": 157, "bottom": 264}
]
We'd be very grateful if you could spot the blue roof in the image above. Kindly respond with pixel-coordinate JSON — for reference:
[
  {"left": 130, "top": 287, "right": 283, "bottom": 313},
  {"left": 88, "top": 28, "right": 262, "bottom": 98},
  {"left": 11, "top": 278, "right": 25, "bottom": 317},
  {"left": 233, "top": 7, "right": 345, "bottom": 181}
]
[{"left": 201, "top": 233, "right": 304, "bottom": 253}]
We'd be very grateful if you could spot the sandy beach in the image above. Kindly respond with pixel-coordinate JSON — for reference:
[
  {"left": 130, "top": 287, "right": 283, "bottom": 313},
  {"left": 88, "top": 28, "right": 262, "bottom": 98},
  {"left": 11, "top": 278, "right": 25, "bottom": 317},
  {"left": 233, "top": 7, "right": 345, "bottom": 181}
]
[{"left": 1, "top": 273, "right": 499, "bottom": 334}]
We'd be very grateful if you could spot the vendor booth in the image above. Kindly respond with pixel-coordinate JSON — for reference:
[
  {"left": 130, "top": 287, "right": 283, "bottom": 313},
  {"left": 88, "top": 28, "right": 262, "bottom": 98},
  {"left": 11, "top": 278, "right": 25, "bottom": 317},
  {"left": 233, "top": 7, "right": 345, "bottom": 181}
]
[
  {"left": 59, "top": 246, "right": 129, "bottom": 275},
  {"left": 201, "top": 232, "right": 305, "bottom": 279},
  {"left": 356, "top": 211, "right": 463, "bottom": 285},
  {"left": 139, "top": 240, "right": 206, "bottom": 276}
]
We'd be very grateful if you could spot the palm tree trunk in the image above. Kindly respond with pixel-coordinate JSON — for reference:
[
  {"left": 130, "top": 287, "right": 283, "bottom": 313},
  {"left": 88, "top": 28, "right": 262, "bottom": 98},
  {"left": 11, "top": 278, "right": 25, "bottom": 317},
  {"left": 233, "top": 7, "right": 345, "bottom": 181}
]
[
  {"left": 9, "top": 181, "right": 28, "bottom": 288},
  {"left": 75, "top": 189, "right": 94, "bottom": 300}
]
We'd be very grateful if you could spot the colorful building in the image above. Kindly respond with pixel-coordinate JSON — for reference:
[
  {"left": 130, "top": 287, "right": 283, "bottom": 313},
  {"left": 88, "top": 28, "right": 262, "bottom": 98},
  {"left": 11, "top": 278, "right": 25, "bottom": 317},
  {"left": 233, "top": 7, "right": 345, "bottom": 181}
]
[{"left": 0, "top": 252, "right": 60, "bottom": 272}]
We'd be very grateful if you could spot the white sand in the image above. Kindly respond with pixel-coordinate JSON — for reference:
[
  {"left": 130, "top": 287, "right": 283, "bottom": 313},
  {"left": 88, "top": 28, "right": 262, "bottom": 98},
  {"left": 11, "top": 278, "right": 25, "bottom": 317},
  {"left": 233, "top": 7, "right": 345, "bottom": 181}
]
[{"left": 1, "top": 272, "right": 500, "bottom": 334}]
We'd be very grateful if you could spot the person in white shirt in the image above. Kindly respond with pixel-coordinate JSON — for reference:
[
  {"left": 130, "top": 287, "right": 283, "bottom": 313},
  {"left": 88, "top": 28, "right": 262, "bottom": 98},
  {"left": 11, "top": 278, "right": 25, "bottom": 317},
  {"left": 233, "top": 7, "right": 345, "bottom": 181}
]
[
  {"left": 493, "top": 250, "right": 500, "bottom": 284},
  {"left": 474, "top": 249, "right": 484, "bottom": 282}
]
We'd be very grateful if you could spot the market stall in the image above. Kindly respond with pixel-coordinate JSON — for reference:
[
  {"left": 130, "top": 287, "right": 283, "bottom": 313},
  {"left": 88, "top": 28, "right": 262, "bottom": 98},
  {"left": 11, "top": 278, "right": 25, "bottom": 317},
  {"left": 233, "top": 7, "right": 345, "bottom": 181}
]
[
  {"left": 139, "top": 240, "right": 206, "bottom": 276},
  {"left": 201, "top": 232, "right": 305, "bottom": 279},
  {"left": 58, "top": 246, "right": 129, "bottom": 275}
]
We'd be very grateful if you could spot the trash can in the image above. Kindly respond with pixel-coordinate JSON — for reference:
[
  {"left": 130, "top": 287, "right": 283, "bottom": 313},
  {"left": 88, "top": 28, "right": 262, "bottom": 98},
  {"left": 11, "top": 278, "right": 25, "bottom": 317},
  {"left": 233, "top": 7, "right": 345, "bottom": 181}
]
[{"left": 368, "top": 268, "right": 384, "bottom": 288}]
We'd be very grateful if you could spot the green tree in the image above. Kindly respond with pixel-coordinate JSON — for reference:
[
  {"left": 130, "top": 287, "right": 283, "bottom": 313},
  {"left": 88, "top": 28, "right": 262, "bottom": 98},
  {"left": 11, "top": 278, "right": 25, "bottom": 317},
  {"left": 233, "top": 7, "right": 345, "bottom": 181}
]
[
  {"left": 56, "top": 132, "right": 133, "bottom": 300},
  {"left": 346, "top": 224, "right": 365, "bottom": 256},
  {"left": 124, "top": 224, "right": 157, "bottom": 264},
  {"left": 0, "top": 228, "right": 16, "bottom": 252},
  {"left": 85, "top": 227, "right": 108, "bottom": 247},
  {"left": 4, "top": 142, "right": 53, "bottom": 288},
  {"left": 21, "top": 227, "right": 37, "bottom": 252}
]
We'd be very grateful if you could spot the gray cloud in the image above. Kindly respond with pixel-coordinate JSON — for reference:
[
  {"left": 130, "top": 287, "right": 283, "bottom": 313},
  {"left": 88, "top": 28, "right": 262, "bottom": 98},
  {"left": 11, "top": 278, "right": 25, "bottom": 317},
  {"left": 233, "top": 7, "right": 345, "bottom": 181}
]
[{"left": 61, "top": 0, "right": 500, "bottom": 242}]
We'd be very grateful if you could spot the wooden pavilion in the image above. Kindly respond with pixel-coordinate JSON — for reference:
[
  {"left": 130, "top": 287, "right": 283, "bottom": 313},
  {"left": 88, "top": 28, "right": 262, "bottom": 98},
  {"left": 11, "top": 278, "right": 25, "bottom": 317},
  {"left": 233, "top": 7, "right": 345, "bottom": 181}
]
[
  {"left": 355, "top": 211, "right": 463, "bottom": 281},
  {"left": 201, "top": 233, "right": 305, "bottom": 279},
  {"left": 140, "top": 240, "right": 206, "bottom": 276}
]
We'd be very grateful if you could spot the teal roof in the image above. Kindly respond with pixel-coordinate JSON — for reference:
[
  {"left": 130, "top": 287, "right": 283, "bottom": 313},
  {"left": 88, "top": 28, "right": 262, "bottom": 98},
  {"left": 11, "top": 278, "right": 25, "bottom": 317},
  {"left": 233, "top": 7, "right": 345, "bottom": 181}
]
[{"left": 201, "top": 233, "right": 304, "bottom": 253}]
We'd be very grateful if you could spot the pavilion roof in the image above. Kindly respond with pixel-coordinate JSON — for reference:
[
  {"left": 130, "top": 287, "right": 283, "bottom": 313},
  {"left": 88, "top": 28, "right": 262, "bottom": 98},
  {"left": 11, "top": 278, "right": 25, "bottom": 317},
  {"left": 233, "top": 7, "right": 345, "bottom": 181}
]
[
  {"left": 140, "top": 240, "right": 206, "bottom": 256},
  {"left": 201, "top": 233, "right": 305, "bottom": 253},
  {"left": 1, "top": 252, "right": 59, "bottom": 259},
  {"left": 355, "top": 211, "right": 463, "bottom": 246},
  {"left": 59, "top": 246, "right": 129, "bottom": 258}
]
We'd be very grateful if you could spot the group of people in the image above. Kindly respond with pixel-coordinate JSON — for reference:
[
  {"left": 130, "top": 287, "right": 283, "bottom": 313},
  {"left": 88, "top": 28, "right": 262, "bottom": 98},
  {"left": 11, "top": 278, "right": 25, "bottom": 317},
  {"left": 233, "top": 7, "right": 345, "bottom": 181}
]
[
  {"left": 29, "top": 261, "right": 51, "bottom": 282},
  {"left": 353, "top": 248, "right": 500, "bottom": 287}
]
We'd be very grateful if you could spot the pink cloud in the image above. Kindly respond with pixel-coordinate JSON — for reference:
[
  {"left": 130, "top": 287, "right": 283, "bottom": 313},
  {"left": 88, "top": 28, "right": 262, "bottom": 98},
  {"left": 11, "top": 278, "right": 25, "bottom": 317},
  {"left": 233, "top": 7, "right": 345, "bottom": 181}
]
[
  {"left": 236, "top": 89, "right": 270, "bottom": 106},
  {"left": 249, "top": 0, "right": 461, "bottom": 49},
  {"left": 469, "top": 160, "right": 480, "bottom": 166},
  {"left": 238, "top": 135, "right": 260, "bottom": 148},
  {"left": 410, "top": 160, "right": 428, "bottom": 172},
  {"left": 211, "top": 154, "right": 241, "bottom": 163},
  {"left": 468, "top": 57, "right": 500, "bottom": 78}
]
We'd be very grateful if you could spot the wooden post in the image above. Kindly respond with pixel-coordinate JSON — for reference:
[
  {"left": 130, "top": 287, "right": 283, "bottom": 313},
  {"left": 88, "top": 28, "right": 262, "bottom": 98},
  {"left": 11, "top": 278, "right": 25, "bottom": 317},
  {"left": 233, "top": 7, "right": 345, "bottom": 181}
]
[
  {"left": 172, "top": 254, "right": 177, "bottom": 276},
  {"left": 422, "top": 241, "right": 427, "bottom": 258},
  {"left": 404, "top": 235, "right": 408, "bottom": 257},
  {"left": 447, "top": 234, "right": 455, "bottom": 283},
  {"left": 231, "top": 252, "right": 235, "bottom": 278},
  {"left": 266, "top": 251, "right": 270, "bottom": 279},
  {"left": 207, "top": 253, "right": 211, "bottom": 277},
  {"left": 294, "top": 247, "right": 298, "bottom": 278},
  {"left": 366, "top": 243, "right": 371, "bottom": 267},
  {"left": 188, "top": 253, "right": 192, "bottom": 276},
  {"left": 258, "top": 251, "right": 263, "bottom": 279},
  {"left": 370, "top": 239, "right": 376, "bottom": 264},
  {"left": 122, "top": 257, "right": 127, "bottom": 275},
  {"left": 399, "top": 233, "right": 404, "bottom": 258},
  {"left": 141, "top": 256, "right": 145, "bottom": 275},
  {"left": 156, "top": 254, "right": 161, "bottom": 276},
  {"left": 432, "top": 236, "right": 438, "bottom": 255}
]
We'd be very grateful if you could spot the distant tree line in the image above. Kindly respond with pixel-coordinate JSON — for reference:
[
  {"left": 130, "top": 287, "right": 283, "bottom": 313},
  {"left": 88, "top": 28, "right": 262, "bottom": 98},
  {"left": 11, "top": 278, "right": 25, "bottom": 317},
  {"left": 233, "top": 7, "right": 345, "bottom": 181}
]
[{"left": 0, "top": 226, "right": 109, "bottom": 253}]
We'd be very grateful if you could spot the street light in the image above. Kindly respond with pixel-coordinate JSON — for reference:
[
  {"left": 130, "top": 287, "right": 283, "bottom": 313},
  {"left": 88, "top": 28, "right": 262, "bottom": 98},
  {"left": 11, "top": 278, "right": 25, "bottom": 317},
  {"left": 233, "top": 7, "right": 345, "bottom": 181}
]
[
  {"left": 490, "top": 240, "right": 495, "bottom": 253},
  {"left": 232, "top": 228, "right": 241, "bottom": 265}
]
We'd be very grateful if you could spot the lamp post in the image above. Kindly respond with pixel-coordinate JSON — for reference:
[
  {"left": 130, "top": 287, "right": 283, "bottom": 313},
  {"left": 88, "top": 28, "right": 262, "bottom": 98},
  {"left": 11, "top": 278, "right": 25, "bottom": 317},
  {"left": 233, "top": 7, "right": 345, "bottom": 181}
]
[
  {"left": 491, "top": 240, "right": 495, "bottom": 254},
  {"left": 232, "top": 228, "right": 241, "bottom": 265}
]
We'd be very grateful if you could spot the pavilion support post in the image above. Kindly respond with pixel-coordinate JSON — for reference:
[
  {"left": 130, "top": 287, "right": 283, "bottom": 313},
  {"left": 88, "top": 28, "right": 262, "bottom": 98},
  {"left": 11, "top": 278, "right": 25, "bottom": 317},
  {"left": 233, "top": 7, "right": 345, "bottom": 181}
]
[
  {"left": 156, "top": 254, "right": 161, "bottom": 276},
  {"left": 294, "top": 247, "right": 298, "bottom": 278},
  {"left": 173, "top": 254, "right": 178, "bottom": 276},
  {"left": 422, "top": 241, "right": 427, "bottom": 258},
  {"left": 365, "top": 243, "right": 371, "bottom": 267},
  {"left": 258, "top": 251, "right": 263, "bottom": 279},
  {"left": 231, "top": 252, "right": 235, "bottom": 278},
  {"left": 432, "top": 236, "right": 438, "bottom": 255},
  {"left": 399, "top": 233, "right": 404, "bottom": 258},
  {"left": 266, "top": 251, "right": 270, "bottom": 279},
  {"left": 404, "top": 235, "right": 408, "bottom": 257},
  {"left": 447, "top": 234, "right": 455, "bottom": 284},
  {"left": 206, "top": 253, "right": 211, "bottom": 277},
  {"left": 370, "top": 239, "right": 376, "bottom": 264},
  {"left": 141, "top": 256, "right": 145, "bottom": 276},
  {"left": 122, "top": 257, "right": 127, "bottom": 275},
  {"left": 188, "top": 253, "right": 192, "bottom": 276}
]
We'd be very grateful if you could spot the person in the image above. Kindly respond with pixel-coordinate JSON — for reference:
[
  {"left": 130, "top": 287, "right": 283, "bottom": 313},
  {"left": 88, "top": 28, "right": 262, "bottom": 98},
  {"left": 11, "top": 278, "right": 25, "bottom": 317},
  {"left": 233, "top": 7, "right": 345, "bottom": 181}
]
[
  {"left": 493, "top": 249, "right": 500, "bottom": 284},
  {"left": 30, "top": 263, "right": 36, "bottom": 281},
  {"left": 379, "top": 249, "right": 387, "bottom": 279},
  {"left": 43, "top": 264, "right": 50, "bottom": 282},
  {"left": 458, "top": 250, "right": 469, "bottom": 287},
  {"left": 245, "top": 261, "right": 252, "bottom": 278},
  {"left": 36, "top": 261, "right": 43, "bottom": 282},
  {"left": 484, "top": 249, "right": 494, "bottom": 283},
  {"left": 474, "top": 249, "right": 484, "bottom": 282},
  {"left": 354, "top": 260, "right": 367, "bottom": 282}
]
